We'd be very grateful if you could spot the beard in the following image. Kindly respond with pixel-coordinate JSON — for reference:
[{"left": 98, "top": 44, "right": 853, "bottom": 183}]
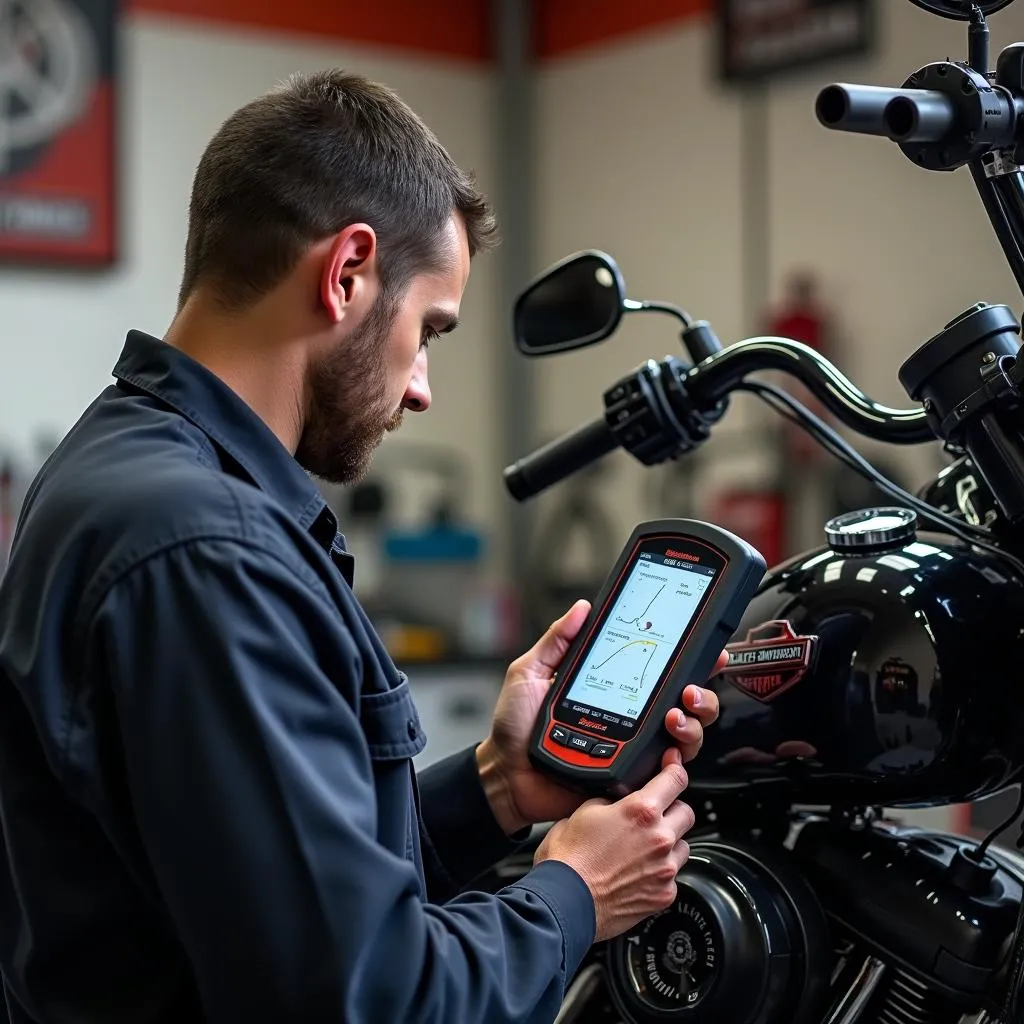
[{"left": 295, "top": 292, "right": 404, "bottom": 485}]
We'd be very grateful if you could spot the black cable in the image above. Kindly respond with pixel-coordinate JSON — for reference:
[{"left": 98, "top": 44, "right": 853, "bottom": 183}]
[
  {"left": 736, "top": 380, "right": 983, "bottom": 537},
  {"left": 735, "top": 380, "right": 1024, "bottom": 584},
  {"left": 976, "top": 786, "right": 1024, "bottom": 860}
]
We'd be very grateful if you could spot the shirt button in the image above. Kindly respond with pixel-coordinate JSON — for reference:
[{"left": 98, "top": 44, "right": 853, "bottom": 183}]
[{"left": 407, "top": 719, "right": 418, "bottom": 740}]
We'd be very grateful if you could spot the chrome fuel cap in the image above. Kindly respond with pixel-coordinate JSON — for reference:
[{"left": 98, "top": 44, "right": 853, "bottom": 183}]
[{"left": 824, "top": 507, "right": 918, "bottom": 552}]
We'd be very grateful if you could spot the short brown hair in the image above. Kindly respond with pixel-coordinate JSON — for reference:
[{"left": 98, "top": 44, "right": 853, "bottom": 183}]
[{"left": 178, "top": 68, "right": 498, "bottom": 312}]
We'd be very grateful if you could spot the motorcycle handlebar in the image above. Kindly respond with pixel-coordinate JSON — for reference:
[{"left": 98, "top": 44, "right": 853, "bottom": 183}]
[
  {"left": 503, "top": 416, "right": 618, "bottom": 501},
  {"left": 688, "top": 336, "right": 935, "bottom": 444},
  {"left": 503, "top": 337, "right": 934, "bottom": 501},
  {"left": 815, "top": 83, "right": 956, "bottom": 143}
]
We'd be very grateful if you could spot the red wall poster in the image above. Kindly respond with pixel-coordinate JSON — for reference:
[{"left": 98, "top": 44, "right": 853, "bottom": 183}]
[{"left": 0, "top": 0, "right": 117, "bottom": 266}]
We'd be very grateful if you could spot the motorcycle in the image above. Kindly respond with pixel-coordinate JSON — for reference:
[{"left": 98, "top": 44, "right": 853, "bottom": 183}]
[{"left": 476, "top": 2, "right": 1024, "bottom": 1022}]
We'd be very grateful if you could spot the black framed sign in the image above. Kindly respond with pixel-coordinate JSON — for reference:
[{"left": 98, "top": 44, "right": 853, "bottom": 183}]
[
  {"left": 717, "top": 0, "right": 875, "bottom": 85},
  {"left": 0, "top": 0, "right": 118, "bottom": 267}
]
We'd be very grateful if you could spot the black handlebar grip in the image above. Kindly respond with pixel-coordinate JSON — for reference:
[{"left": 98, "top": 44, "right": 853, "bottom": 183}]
[
  {"left": 884, "top": 91, "right": 955, "bottom": 143},
  {"left": 503, "top": 417, "right": 618, "bottom": 501},
  {"left": 816, "top": 83, "right": 903, "bottom": 136},
  {"left": 816, "top": 83, "right": 955, "bottom": 143}
]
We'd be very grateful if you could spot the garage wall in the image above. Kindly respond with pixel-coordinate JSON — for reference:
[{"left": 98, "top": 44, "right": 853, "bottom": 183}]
[
  {"left": 0, "top": 5, "right": 501, "bottom": 540},
  {"left": 533, "top": 16, "right": 748, "bottom": 547},
  {"left": 9, "top": 1, "right": 1024, "bottom": 576}
]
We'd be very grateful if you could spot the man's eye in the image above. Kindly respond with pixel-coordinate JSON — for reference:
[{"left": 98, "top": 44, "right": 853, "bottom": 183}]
[{"left": 421, "top": 327, "right": 440, "bottom": 349}]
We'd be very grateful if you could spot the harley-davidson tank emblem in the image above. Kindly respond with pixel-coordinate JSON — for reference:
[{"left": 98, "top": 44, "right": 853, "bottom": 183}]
[{"left": 721, "top": 621, "right": 818, "bottom": 702}]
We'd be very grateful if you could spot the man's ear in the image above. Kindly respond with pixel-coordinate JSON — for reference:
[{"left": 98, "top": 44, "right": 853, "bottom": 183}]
[{"left": 320, "top": 224, "right": 378, "bottom": 324}]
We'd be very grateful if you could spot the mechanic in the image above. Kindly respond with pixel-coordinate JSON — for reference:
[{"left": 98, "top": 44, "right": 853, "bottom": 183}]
[{"left": 0, "top": 69, "right": 723, "bottom": 1024}]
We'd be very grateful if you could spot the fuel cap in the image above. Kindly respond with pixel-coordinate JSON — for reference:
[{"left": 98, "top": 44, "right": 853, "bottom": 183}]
[{"left": 824, "top": 507, "right": 918, "bottom": 552}]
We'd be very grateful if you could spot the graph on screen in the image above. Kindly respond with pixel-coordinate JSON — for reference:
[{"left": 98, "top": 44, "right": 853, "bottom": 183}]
[
  {"left": 614, "top": 576, "right": 670, "bottom": 638},
  {"left": 564, "top": 557, "right": 711, "bottom": 719}
]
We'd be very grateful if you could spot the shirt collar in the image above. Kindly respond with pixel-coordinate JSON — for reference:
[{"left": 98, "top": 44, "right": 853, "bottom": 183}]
[{"left": 112, "top": 330, "right": 344, "bottom": 554}]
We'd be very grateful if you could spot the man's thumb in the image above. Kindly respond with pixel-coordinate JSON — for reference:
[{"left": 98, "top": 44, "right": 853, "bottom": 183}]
[{"left": 530, "top": 599, "right": 591, "bottom": 674}]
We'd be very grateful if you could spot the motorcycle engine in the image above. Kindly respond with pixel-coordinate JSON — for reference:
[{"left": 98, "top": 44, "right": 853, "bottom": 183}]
[
  {"left": 602, "top": 834, "right": 831, "bottom": 1024},
  {"left": 481, "top": 818, "right": 1024, "bottom": 1024}
]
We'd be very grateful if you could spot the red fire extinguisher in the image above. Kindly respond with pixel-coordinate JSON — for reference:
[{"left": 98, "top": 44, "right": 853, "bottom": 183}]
[
  {"left": 707, "top": 272, "right": 836, "bottom": 564},
  {"left": 708, "top": 490, "right": 787, "bottom": 569}
]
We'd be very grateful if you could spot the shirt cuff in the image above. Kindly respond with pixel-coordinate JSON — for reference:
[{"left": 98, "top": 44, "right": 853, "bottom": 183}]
[
  {"left": 508, "top": 860, "right": 597, "bottom": 981},
  {"left": 417, "top": 744, "right": 529, "bottom": 889}
]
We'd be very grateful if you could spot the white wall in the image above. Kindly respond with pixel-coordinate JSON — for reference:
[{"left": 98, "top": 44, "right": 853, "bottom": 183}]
[
  {"left": 533, "top": 2, "right": 1024, "bottom": 555},
  {"left": 533, "top": 23, "right": 748, "bottom": 552},
  {"left": 0, "top": 15, "right": 503, "bottom": 555}
]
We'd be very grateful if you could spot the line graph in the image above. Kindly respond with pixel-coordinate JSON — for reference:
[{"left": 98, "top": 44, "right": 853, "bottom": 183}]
[
  {"left": 573, "top": 633, "right": 660, "bottom": 715},
  {"left": 613, "top": 571, "right": 673, "bottom": 641},
  {"left": 563, "top": 555, "right": 713, "bottom": 720},
  {"left": 590, "top": 638, "right": 659, "bottom": 687},
  {"left": 615, "top": 583, "right": 665, "bottom": 632}
]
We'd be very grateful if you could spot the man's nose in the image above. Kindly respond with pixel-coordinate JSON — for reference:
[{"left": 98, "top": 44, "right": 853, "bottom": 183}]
[{"left": 402, "top": 353, "right": 431, "bottom": 412}]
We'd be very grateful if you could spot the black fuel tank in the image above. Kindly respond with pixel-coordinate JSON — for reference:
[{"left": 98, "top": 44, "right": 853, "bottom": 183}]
[{"left": 691, "top": 508, "right": 1024, "bottom": 808}]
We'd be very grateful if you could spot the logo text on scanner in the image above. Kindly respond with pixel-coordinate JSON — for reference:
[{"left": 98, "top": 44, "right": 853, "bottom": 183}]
[{"left": 665, "top": 549, "right": 700, "bottom": 562}]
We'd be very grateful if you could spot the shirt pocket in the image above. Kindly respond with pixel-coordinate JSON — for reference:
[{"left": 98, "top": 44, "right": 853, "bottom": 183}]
[{"left": 358, "top": 674, "right": 427, "bottom": 762}]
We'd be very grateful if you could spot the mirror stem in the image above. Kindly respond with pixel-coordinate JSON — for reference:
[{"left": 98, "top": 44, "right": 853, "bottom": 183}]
[
  {"left": 969, "top": 4, "right": 990, "bottom": 73},
  {"left": 623, "top": 299, "right": 693, "bottom": 328}
]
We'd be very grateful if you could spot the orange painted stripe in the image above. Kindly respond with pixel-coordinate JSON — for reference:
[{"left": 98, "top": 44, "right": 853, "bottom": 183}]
[
  {"left": 534, "top": 0, "right": 711, "bottom": 60},
  {"left": 124, "top": 0, "right": 710, "bottom": 63},
  {"left": 126, "top": 0, "right": 491, "bottom": 62}
]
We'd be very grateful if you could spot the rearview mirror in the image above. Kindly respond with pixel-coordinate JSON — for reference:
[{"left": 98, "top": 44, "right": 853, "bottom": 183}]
[
  {"left": 906, "top": 0, "right": 1016, "bottom": 18},
  {"left": 513, "top": 251, "right": 626, "bottom": 356}
]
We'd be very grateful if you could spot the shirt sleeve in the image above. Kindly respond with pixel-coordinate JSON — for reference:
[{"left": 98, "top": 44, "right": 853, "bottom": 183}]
[
  {"left": 85, "top": 536, "right": 596, "bottom": 1024},
  {"left": 415, "top": 745, "right": 532, "bottom": 901}
]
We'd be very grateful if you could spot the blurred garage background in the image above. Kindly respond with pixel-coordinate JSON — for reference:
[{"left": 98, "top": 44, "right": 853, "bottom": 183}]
[{"left": 0, "top": 0, "right": 1018, "bottom": 839}]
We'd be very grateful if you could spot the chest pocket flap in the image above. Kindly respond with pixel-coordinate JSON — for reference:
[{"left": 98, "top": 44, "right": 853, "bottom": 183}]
[{"left": 359, "top": 675, "right": 427, "bottom": 762}]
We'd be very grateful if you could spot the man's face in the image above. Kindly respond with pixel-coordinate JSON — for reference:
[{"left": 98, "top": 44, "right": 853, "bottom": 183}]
[{"left": 297, "top": 215, "right": 471, "bottom": 484}]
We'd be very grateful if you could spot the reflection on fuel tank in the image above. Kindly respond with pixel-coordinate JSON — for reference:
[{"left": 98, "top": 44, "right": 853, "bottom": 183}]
[
  {"left": 875, "top": 657, "right": 921, "bottom": 716},
  {"left": 870, "top": 657, "right": 942, "bottom": 773}
]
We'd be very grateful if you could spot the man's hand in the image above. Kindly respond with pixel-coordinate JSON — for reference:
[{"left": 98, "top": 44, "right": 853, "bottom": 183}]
[
  {"left": 534, "top": 762, "right": 699, "bottom": 942},
  {"left": 476, "top": 600, "right": 726, "bottom": 836}
]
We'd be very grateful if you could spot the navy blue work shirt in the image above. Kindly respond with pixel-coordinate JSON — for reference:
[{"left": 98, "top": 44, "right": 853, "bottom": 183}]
[{"left": 0, "top": 331, "right": 596, "bottom": 1023}]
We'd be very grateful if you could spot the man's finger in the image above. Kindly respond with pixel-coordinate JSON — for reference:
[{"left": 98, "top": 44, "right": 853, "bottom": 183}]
[
  {"left": 682, "top": 685, "right": 720, "bottom": 726},
  {"left": 663, "top": 798, "right": 696, "bottom": 839},
  {"left": 637, "top": 760, "right": 690, "bottom": 810}
]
